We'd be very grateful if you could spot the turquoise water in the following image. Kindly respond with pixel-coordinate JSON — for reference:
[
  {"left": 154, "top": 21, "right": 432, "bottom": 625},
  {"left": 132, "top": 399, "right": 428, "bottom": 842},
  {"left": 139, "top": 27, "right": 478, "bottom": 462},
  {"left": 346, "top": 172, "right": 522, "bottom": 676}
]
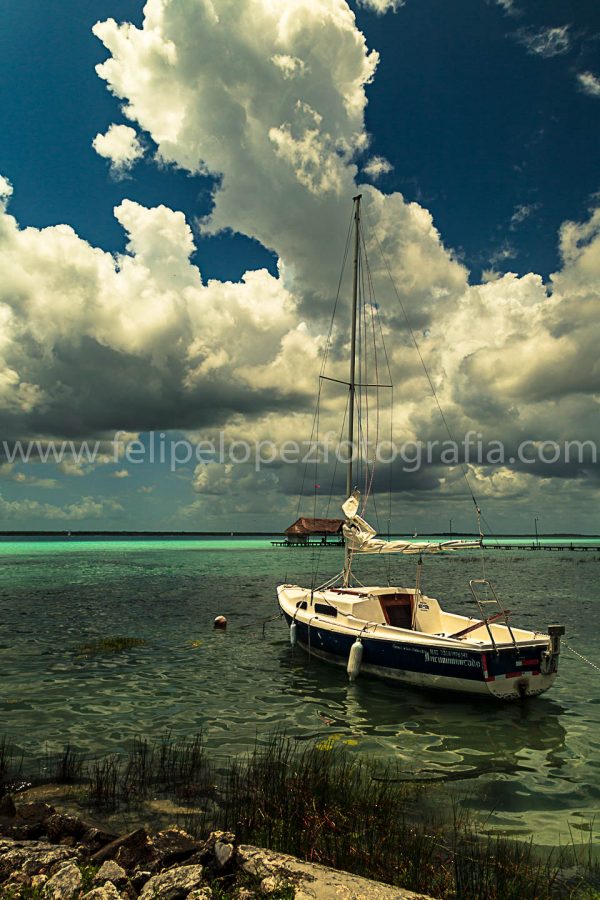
[{"left": 0, "top": 537, "right": 599, "bottom": 848}]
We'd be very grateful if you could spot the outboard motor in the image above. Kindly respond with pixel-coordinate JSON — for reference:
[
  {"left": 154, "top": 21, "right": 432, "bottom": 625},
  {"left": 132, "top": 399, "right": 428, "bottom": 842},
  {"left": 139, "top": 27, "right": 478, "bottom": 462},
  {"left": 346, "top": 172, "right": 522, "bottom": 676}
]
[{"left": 541, "top": 624, "right": 565, "bottom": 674}]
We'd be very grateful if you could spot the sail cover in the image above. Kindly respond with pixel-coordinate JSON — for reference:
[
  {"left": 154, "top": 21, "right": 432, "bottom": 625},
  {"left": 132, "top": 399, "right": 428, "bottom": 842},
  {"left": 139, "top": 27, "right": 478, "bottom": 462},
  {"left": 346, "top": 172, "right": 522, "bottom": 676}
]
[{"left": 342, "top": 493, "right": 481, "bottom": 555}]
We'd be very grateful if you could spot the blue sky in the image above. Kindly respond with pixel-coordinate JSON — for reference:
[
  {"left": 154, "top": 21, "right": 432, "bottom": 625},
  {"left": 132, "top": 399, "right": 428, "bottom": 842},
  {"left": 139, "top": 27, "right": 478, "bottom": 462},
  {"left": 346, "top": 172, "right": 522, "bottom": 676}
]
[{"left": 0, "top": 0, "right": 599, "bottom": 532}]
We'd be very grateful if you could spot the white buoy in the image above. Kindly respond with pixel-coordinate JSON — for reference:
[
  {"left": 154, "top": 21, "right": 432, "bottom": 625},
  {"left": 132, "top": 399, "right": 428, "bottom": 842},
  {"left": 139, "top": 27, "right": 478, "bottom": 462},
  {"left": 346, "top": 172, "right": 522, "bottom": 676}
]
[
  {"left": 290, "top": 621, "right": 297, "bottom": 646},
  {"left": 347, "top": 638, "right": 363, "bottom": 682},
  {"left": 214, "top": 615, "right": 227, "bottom": 630}
]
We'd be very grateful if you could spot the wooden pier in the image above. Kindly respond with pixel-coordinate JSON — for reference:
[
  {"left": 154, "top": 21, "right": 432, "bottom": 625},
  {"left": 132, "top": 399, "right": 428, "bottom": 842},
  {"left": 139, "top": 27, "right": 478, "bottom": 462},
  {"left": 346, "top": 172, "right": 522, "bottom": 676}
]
[
  {"left": 271, "top": 539, "right": 600, "bottom": 551},
  {"left": 484, "top": 542, "right": 600, "bottom": 552},
  {"left": 271, "top": 540, "right": 344, "bottom": 548}
]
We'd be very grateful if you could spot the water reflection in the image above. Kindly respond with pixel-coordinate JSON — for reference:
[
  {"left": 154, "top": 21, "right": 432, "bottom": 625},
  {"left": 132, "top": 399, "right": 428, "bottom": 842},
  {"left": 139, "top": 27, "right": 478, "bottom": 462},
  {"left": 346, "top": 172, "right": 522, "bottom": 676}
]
[{"left": 279, "top": 643, "right": 566, "bottom": 767}]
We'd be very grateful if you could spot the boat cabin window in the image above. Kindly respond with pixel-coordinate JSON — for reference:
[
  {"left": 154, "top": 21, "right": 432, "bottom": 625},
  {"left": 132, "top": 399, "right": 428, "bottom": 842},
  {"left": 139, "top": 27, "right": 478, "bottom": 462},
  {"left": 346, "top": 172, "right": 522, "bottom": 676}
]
[
  {"left": 314, "top": 603, "right": 337, "bottom": 617},
  {"left": 296, "top": 600, "right": 308, "bottom": 610},
  {"left": 379, "top": 593, "right": 413, "bottom": 629}
]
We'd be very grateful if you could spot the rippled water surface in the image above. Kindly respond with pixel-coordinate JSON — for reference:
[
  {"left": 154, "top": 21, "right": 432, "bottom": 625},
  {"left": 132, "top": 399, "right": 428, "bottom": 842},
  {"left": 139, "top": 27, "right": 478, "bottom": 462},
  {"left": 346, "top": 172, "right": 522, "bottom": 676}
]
[{"left": 1, "top": 536, "right": 599, "bottom": 848}]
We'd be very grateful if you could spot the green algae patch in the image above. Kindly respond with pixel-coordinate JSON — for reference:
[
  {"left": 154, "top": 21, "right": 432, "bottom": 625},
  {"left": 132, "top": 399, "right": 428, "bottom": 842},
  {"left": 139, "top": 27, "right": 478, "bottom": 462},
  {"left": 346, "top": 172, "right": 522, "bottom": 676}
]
[{"left": 77, "top": 636, "right": 146, "bottom": 656}]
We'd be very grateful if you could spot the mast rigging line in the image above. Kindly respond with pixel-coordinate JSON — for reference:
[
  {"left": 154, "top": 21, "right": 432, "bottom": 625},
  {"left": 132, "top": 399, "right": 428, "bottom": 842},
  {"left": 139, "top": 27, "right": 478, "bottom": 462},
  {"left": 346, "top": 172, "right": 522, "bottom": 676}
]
[
  {"left": 363, "top": 203, "right": 485, "bottom": 537},
  {"left": 310, "top": 393, "right": 350, "bottom": 589},
  {"left": 293, "top": 205, "right": 354, "bottom": 588}
]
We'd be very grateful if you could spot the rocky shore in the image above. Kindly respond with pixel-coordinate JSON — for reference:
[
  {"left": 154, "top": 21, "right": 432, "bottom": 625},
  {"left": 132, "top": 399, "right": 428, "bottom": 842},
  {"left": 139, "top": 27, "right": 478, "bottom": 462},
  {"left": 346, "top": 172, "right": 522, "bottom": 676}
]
[{"left": 0, "top": 795, "right": 432, "bottom": 899}]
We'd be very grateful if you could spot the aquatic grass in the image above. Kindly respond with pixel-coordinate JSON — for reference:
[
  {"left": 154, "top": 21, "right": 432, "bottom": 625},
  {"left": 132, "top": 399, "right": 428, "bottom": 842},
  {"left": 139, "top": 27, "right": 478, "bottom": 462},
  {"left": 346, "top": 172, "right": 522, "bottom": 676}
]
[
  {"left": 88, "top": 754, "right": 121, "bottom": 811},
  {"left": 210, "top": 733, "right": 567, "bottom": 899},
  {"left": 120, "top": 736, "right": 151, "bottom": 803},
  {"left": 49, "top": 744, "right": 84, "bottom": 784},
  {"left": 0, "top": 737, "right": 24, "bottom": 797},
  {"left": 76, "top": 636, "right": 146, "bottom": 656},
  {"left": 85, "top": 732, "right": 213, "bottom": 811},
  {"left": 3, "top": 731, "right": 598, "bottom": 898},
  {"left": 0, "top": 736, "right": 8, "bottom": 793},
  {"left": 136, "top": 731, "right": 213, "bottom": 801},
  {"left": 450, "top": 829, "right": 558, "bottom": 900}
]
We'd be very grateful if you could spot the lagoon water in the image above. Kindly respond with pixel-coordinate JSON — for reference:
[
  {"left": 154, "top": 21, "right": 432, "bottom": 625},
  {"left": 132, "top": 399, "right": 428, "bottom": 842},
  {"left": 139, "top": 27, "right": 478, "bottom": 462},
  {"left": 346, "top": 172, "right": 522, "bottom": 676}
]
[{"left": 1, "top": 536, "right": 599, "bottom": 849}]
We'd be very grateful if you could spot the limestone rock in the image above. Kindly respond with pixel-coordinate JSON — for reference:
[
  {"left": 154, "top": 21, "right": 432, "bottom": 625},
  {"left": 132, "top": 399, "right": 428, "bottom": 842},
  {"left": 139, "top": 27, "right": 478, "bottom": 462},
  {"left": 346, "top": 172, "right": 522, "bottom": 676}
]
[
  {"left": 46, "top": 813, "right": 87, "bottom": 843},
  {"left": 94, "top": 859, "right": 128, "bottom": 886},
  {"left": 0, "top": 839, "right": 78, "bottom": 880},
  {"left": 187, "top": 890, "right": 212, "bottom": 899},
  {"left": 2, "top": 872, "right": 32, "bottom": 892},
  {"left": 209, "top": 830, "right": 235, "bottom": 846},
  {"left": 44, "top": 861, "right": 83, "bottom": 899},
  {"left": 261, "top": 874, "right": 289, "bottom": 894},
  {"left": 92, "top": 827, "right": 154, "bottom": 871},
  {"left": 139, "top": 864, "right": 204, "bottom": 899},
  {"left": 82, "top": 883, "right": 123, "bottom": 900},
  {"left": 214, "top": 839, "right": 234, "bottom": 870},
  {"left": 0, "top": 802, "right": 58, "bottom": 840},
  {"left": 81, "top": 826, "right": 120, "bottom": 854},
  {"left": 15, "top": 801, "right": 56, "bottom": 825},
  {"left": 152, "top": 827, "right": 201, "bottom": 867},
  {"left": 238, "top": 845, "right": 434, "bottom": 899},
  {"left": 188, "top": 830, "right": 236, "bottom": 867}
]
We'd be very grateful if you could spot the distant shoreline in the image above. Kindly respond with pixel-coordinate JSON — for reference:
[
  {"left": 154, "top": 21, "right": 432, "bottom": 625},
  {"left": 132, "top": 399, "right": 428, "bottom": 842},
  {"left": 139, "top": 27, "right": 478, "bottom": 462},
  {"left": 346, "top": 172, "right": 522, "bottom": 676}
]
[{"left": 0, "top": 530, "right": 599, "bottom": 538}]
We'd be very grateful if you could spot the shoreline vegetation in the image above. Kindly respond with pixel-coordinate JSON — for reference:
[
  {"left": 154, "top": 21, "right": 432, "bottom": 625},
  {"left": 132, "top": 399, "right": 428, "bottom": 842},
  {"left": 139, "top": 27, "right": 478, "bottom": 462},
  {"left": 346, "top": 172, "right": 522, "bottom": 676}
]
[{"left": 1, "top": 733, "right": 598, "bottom": 899}]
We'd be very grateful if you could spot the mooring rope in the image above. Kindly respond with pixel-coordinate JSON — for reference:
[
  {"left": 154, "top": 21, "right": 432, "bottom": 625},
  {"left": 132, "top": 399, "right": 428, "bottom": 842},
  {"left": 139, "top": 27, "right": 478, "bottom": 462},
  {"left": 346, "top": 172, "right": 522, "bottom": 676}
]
[{"left": 563, "top": 641, "right": 600, "bottom": 673}]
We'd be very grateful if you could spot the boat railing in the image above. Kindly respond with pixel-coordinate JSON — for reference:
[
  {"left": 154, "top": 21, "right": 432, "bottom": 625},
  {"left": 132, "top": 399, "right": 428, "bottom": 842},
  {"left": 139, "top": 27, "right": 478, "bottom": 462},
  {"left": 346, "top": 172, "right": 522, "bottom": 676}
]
[{"left": 468, "top": 579, "right": 518, "bottom": 653}]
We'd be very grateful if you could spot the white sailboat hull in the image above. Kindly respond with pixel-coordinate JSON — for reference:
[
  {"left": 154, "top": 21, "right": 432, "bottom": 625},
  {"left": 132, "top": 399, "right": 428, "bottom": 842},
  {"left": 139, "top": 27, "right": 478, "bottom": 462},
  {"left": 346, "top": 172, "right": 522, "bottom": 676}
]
[{"left": 278, "top": 584, "right": 560, "bottom": 701}]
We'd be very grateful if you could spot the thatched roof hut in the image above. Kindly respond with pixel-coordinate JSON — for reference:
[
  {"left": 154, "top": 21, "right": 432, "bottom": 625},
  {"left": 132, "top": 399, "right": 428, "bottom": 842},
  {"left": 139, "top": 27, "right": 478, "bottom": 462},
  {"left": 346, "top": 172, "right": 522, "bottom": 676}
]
[{"left": 284, "top": 517, "right": 344, "bottom": 544}]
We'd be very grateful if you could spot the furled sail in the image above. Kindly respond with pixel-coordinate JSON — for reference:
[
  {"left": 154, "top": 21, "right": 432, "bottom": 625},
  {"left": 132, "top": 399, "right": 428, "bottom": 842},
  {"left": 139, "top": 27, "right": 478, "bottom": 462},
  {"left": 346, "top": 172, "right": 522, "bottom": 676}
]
[{"left": 342, "top": 492, "right": 481, "bottom": 555}]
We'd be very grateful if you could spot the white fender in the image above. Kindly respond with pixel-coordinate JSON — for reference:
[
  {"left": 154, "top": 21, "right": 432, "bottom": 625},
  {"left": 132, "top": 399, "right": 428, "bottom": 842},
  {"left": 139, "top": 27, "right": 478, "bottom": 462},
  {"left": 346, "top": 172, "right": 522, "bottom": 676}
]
[
  {"left": 347, "top": 638, "right": 363, "bottom": 682},
  {"left": 290, "top": 621, "right": 297, "bottom": 647}
]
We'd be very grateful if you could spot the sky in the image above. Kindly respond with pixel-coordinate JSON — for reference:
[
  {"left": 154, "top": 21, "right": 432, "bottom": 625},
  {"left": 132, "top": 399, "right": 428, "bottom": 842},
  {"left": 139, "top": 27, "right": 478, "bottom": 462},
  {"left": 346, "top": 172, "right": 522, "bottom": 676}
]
[{"left": 0, "top": 0, "right": 599, "bottom": 533}]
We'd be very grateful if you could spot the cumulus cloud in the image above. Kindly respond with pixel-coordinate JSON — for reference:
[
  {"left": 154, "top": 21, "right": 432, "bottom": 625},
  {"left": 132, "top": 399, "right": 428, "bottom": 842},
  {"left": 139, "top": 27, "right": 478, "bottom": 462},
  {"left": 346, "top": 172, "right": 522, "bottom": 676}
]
[
  {"left": 92, "top": 0, "right": 464, "bottom": 316},
  {"left": 83, "top": 0, "right": 600, "bottom": 526},
  {"left": 58, "top": 460, "right": 93, "bottom": 477},
  {"left": 0, "top": 493, "right": 123, "bottom": 521},
  {"left": 92, "top": 124, "right": 145, "bottom": 177},
  {"left": 0, "top": 0, "right": 466, "bottom": 451},
  {"left": 356, "top": 0, "right": 404, "bottom": 13},
  {"left": 432, "top": 205, "right": 600, "bottom": 432},
  {"left": 12, "top": 472, "right": 58, "bottom": 488},
  {"left": 187, "top": 461, "right": 289, "bottom": 518},
  {"left": 577, "top": 71, "right": 600, "bottom": 98},
  {"left": 271, "top": 54, "right": 307, "bottom": 79},
  {"left": 494, "top": 0, "right": 519, "bottom": 15},
  {"left": 0, "top": 175, "right": 13, "bottom": 203},
  {"left": 363, "top": 155, "right": 393, "bottom": 179},
  {"left": 516, "top": 26, "right": 571, "bottom": 58},
  {"left": 509, "top": 203, "right": 539, "bottom": 230},
  {"left": 488, "top": 240, "right": 517, "bottom": 265},
  {"left": 1, "top": 0, "right": 600, "bottom": 528},
  {"left": 0, "top": 184, "right": 305, "bottom": 440}
]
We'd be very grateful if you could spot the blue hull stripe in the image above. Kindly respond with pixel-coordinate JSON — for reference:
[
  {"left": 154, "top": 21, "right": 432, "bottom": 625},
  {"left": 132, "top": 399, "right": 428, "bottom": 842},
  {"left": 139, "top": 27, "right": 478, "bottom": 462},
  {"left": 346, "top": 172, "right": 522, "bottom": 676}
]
[{"left": 283, "top": 613, "right": 544, "bottom": 683}]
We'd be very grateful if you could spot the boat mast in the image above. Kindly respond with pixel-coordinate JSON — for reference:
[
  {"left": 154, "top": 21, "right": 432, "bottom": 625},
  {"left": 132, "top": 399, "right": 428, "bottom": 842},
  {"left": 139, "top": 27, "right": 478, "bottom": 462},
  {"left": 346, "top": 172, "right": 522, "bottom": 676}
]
[
  {"left": 343, "top": 195, "right": 361, "bottom": 587},
  {"left": 346, "top": 194, "right": 361, "bottom": 501}
]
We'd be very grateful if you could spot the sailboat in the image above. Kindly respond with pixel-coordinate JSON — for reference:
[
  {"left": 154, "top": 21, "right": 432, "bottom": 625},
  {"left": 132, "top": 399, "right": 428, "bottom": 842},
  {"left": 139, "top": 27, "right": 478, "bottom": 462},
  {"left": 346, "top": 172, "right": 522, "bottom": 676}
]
[{"left": 277, "top": 195, "right": 564, "bottom": 701}]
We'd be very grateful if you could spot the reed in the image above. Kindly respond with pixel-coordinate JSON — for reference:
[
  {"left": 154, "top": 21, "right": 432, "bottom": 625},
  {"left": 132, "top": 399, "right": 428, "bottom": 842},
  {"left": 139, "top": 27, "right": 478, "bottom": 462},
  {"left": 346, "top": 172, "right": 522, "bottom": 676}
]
[
  {"left": 3, "top": 732, "right": 597, "bottom": 898},
  {"left": 0, "top": 736, "right": 23, "bottom": 797},
  {"left": 88, "top": 754, "right": 121, "bottom": 811},
  {"left": 201, "top": 734, "right": 573, "bottom": 899},
  {"left": 51, "top": 744, "right": 84, "bottom": 784}
]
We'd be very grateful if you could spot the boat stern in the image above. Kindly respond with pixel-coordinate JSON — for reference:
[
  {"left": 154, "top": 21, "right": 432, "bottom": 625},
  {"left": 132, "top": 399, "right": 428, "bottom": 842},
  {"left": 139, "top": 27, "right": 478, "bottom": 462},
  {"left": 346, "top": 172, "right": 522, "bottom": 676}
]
[{"left": 482, "top": 624, "right": 565, "bottom": 699}]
